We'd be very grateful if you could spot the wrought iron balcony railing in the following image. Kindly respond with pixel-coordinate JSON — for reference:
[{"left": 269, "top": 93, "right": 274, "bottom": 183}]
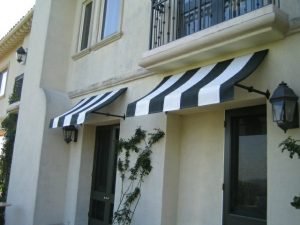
[{"left": 149, "top": 0, "right": 280, "bottom": 49}]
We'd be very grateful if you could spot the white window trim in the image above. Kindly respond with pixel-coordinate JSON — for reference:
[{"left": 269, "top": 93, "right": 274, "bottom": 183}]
[
  {"left": 96, "top": 0, "right": 124, "bottom": 43},
  {"left": 77, "top": 0, "right": 94, "bottom": 52},
  {"left": 0, "top": 70, "right": 8, "bottom": 97},
  {"left": 73, "top": 0, "right": 124, "bottom": 60}
]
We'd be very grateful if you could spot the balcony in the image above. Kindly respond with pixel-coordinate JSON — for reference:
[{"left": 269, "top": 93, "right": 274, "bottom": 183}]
[{"left": 140, "top": 0, "right": 288, "bottom": 72}]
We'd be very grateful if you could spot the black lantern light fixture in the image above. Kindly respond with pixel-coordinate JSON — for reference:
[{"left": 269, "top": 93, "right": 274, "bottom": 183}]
[
  {"left": 269, "top": 82, "right": 299, "bottom": 132},
  {"left": 62, "top": 125, "right": 78, "bottom": 143},
  {"left": 16, "top": 46, "right": 27, "bottom": 64}
]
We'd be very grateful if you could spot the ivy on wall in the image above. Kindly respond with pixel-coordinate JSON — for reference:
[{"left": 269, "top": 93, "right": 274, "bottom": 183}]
[
  {"left": 279, "top": 137, "right": 300, "bottom": 209},
  {"left": 0, "top": 113, "right": 18, "bottom": 224},
  {"left": 113, "top": 127, "right": 165, "bottom": 225}
]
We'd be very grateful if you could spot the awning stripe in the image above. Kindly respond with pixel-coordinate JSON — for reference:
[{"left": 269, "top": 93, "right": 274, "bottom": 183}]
[
  {"left": 163, "top": 60, "right": 232, "bottom": 112},
  {"left": 148, "top": 68, "right": 199, "bottom": 114},
  {"left": 64, "top": 93, "right": 109, "bottom": 127},
  {"left": 179, "top": 59, "right": 232, "bottom": 109},
  {"left": 136, "top": 71, "right": 190, "bottom": 116},
  {"left": 219, "top": 50, "right": 269, "bottom": 103},
  {"left": 197, "top": 54, "right": 253, "bottom": 107},
  {"left": 50, "top": 88, "right": 127, "bottom": 128},
  {"left": 58, "top": 93, "right": 108, "bottom": 127},
  {"left": 126, "top": 50, "right": 268, "bottom": 117}
]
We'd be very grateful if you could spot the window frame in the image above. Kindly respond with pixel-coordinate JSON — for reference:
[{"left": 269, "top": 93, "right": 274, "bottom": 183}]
[
  {"left": 0, "top": 69, "right": 8, "bottom": 97},
  {"left": 100, "top": 0, "right": 122, "bottom": 40},
  {"left": 96, "top": 0, "right": 123, "bottom": 42},
  {"left": 77, "top": 0, "right": 94, "bottom": 52},
  {"left": 223, "top": 105, "right": 267, "bottom": 225},
  {"left": 10, "top": 74, "right": 24, "bottom": 103},
  {"left": 73, "top": 0, "right": 123, "bottom": 59}
]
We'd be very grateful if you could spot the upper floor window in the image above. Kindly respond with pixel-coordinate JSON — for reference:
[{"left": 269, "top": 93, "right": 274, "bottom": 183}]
[
  {"left": 79, "top": 1, "right": 93, "bottom": 51},
  {"left": 178, "top": 0, "right": 213, "bottom": 38},
  {"left": 101, "top": 0, "right": 121, "bottom": 39},
  {"left": 9, "top": 74, "right": 24, "bottom": 104},
  {"left": 0, "top": 69, "right": 8, "bottom": 97},
  {"left": 76, "top": 0, "right": 123, "bottom": 55}
]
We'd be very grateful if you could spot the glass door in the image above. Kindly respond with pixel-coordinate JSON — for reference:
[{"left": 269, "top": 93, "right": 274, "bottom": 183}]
[
  {"left": 89, "top": 125, "right": 119, "bottom": 225},
  {"left": 224, "top": 105, "right": 267, "bottom": 225}
]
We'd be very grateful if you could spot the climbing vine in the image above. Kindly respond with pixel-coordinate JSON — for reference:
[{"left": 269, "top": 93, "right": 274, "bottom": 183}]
[
  {"left": 113, "top": 127, "right": 165, "bottom": 225},
  {"left": 279, "top": 137, "right": 300, "bottom": 209},
  {"left": 0, "top": 113, "right": 18, "bottom": 224}
]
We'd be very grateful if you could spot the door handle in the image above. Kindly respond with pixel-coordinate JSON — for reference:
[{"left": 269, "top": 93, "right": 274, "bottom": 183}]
[{"left": 104, "top": 196, "right": 110, "bottom": 200}]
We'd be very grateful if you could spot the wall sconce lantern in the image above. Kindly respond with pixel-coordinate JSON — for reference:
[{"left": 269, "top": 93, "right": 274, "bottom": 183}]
[
  {"left": 62, "top": 125, "right": 78, "bottom": 143},
  {"left": 16, "top": 46, "right": 27, "bottom": 64},
  {"left": 269, "top": 82, "right": 299, "bottom": 132}
]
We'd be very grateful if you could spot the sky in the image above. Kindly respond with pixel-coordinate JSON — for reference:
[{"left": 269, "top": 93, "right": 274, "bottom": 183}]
[{"left": 0, "top": 0, "right": 36, "bottom": 39}]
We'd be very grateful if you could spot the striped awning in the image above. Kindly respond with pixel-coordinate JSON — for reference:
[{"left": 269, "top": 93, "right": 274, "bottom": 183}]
[
  {"left": 50, "top": 88, "right": 127, "bottom": 128},
  {"left": 127, "top": 50, "right": 268, "bottom": 117}
]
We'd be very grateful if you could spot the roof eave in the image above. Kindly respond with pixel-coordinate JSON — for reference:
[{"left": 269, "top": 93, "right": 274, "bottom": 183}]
[{"left": 0, "top": 8, "right": 34, "bottom": 60}]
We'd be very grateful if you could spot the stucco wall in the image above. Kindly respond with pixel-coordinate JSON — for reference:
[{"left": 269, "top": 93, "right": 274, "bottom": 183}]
[
  {"left": 115, "top": 113, "right": 167, "bottom": 225},
  {"left": 176, "top": 111, "right": 224, "bottom": 225},
  {"left": 160, "top": 115, "right": 181, "bottom": 225},
  {"left": 264, "top": 34, "right": 300, "bottom": 225}
]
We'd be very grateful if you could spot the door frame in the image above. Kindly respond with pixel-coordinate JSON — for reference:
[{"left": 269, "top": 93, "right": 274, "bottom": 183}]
[
  {"left": 88, "top": 124, "right": 119, "bottom": 225},
  {"left": 223, "top": 105, "right": 267, "bottom": 225}
]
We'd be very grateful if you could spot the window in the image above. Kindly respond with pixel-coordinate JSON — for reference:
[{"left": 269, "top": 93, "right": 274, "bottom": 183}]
[
  {"left": 74, "top": 0, "right": 123, "bottom": 57},
  {"left": 224, "top": 0, "right": 270, "bottom": 20},
  {"left": 0, "top": 70, "right": 8, "bottom": 97},
  {"left": 101, "top": 0, "right": 121, "bottom": 39},
  {"left": 79, "top": 1, "right": 93, "bottom": 51},
  {"left": 178, "top": 0, "right": 213, "bottom": 38},
  {"left": 10, "top": 74, "right": 24, "bottom": 104},
  {"left": 224, "top": 105, "right": 267, "bottom": 225}
]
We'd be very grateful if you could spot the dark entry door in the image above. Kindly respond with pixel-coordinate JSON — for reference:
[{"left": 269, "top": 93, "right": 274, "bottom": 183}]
[
  {"left": 89, "top": 125, "right": 119, "bottom": 225},
  {"left": 223, "top": 105, "right": 267, "bottom": 225}
]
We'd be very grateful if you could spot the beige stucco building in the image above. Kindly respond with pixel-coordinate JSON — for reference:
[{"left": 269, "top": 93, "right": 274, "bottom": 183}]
[{"left": 1, "top": 1, "right": 300, "bottom": 225}]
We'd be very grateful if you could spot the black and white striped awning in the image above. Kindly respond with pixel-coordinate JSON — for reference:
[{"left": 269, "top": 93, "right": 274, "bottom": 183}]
[
  {"left": 127, "top": 50, "right": 268, "bottom": 117},
  {"left": 50, "top": 88, "right": 127, "bottom": 128}
]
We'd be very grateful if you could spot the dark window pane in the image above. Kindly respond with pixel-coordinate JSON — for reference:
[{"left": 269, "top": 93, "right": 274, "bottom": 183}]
[
  {"left": 90, "top": 200, "right": 105, "bottom": 221},
  {"left": 93, "top": 128, "right": 111, "bottom": 192},
  {"left": 224, "top": 0, "right": 271, "bottom": 21},
  {"left": 178, "top": 0, "right": 212, "bottom": 38},
  {"left": 11, "top": 74, "right": 24, "bottom": 103},
  {"left": 231, "top": 115, "right": 267, "bottom": 219},
  {"left": 80, "top": 2, "right": 93, "bottom": 50},
  {"left": 14, "top": 75, "right": 24, "bottom": 100}
]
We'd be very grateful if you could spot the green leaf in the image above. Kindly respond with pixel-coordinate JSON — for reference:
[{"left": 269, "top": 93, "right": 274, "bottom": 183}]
[{"left": 113, "top": 127, "right": 165, "bottom": 224}]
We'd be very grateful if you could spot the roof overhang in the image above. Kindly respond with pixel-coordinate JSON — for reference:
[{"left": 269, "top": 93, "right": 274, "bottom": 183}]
[{"left": 0, "top": 8, "right": 33, "bottom": 60}]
